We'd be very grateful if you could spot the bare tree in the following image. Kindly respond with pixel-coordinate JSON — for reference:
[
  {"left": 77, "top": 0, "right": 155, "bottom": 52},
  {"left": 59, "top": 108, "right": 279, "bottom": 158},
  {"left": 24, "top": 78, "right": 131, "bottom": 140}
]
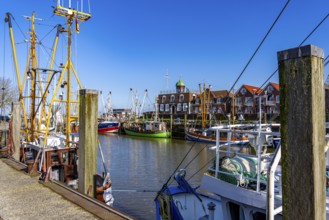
[{"left": 0, "top": 77, "right": 18, "bottom": 115}]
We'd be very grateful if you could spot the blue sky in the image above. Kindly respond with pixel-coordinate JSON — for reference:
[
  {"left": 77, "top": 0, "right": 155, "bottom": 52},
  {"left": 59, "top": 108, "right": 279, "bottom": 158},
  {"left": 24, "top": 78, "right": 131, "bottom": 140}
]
[{"left": 1, "top": 0, "right": 329, "bottom": 111}]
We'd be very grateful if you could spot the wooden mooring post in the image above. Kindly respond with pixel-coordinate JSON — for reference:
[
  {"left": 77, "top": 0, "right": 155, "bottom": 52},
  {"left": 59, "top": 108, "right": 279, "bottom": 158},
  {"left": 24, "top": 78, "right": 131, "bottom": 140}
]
[
  {"left": 12, "top": 102, "right": 21, "bottom": 161},
  {"left": 278, "top": 45, "right": 326, "bottom": 219},
  {"left": 78, "top": 89, "right": 98, "bottom": 198}
]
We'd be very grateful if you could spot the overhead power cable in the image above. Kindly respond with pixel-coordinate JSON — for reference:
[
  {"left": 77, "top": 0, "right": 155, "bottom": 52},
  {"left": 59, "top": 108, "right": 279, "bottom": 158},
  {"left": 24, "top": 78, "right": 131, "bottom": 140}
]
[
  {"left": 225, "top": 0, "right": 291, "bottom": 103},
  {"left": 256, "top": 12, "right": 329, "bottom": 92}
]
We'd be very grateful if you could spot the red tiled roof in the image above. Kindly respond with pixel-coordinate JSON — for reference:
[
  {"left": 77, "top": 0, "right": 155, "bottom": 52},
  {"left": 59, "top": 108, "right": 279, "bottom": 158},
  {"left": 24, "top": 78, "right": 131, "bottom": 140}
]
[
  {"left": 211, "top": 90, "right": 233, "bottom": 98},
  {"left": 243, "top": 85, "right": 262, "bottom": 95},
  {"left": 269, "top": 82, "right": 280, "bottom": 91}
]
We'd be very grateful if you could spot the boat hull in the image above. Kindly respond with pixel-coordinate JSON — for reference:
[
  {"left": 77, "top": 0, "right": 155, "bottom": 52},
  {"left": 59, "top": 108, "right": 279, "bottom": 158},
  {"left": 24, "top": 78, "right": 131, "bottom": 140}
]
[
  {"left": 185, "top": 130, "right": 249, "bottom": 144},
  {"left": 98, "top": 121, "right": 119, "bottom": 133},
  {"left": 124, "top": 128, "right": 170, "bottom": 138}
]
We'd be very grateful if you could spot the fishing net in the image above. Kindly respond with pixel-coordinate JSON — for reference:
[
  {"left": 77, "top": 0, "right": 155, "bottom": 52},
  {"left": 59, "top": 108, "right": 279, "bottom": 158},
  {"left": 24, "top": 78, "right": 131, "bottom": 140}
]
[{"left": 218, "top": 155, "right": 267, "bottom": 187}]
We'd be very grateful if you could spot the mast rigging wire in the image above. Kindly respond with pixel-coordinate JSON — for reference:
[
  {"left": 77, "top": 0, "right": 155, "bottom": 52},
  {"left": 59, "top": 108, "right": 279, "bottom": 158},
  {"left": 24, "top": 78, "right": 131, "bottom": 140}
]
[
  {"left": 10, "top": 14, "right": 28, "bottom": 40},
  {"left": 256, "top": 12, "right": 329, "bottom": 93},
  {"left": 188, "top": 12, "right": 329, "bottom": 180},
  {"left": 168, "top": 143, "right": 210, "bottom": 186},
  {"left": 225, "top": 0, "right": 291, "bottom": 104},
  {"left": 39, "top": 25, "right": 58, "bottom": 42},
  {"left": 188, "top": 155, "right": 216, "bottom": 181},
  {"left": 155, "top": 130, "right": 207, "bottom": 199}
]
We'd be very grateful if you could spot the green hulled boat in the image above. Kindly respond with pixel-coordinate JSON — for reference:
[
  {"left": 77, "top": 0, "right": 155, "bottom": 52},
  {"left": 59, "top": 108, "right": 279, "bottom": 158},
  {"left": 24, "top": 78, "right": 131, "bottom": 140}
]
[{"left": 124, "top": 121, "right": 171, "bottom": 138}]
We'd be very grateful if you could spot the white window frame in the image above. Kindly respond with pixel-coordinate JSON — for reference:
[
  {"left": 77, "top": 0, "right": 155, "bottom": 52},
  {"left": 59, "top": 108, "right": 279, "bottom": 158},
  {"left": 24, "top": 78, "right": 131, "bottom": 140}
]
[
  {"left": 177, "top": 103, "right": 182, "bottom": 111},
  {"left": 170, "top": 95, "right": 175, "bottom": 102},
  {"left": 183, "top": 103, "right": 188, "bottom": 111},
  {"left": 179, "top": 94, "right": 184, "bottom": 102},
  {"left": 165, "top": 104, "right": 170, "bottom": 112},
  {"left": 160, "top": 104, "right": 164, "bottom": 112},
  {"left": 235, "top": 97, "right": 242, "bottom": 105},
  {"left": 276, "top": 95, "right": 280, "bottom": 103}
]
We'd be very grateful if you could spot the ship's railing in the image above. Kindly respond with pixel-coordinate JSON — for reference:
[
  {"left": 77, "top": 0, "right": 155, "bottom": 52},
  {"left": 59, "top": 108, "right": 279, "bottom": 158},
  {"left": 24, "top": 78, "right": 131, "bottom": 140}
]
[{"left": 209, "top": 126, "right": 280, "bottom": 190}]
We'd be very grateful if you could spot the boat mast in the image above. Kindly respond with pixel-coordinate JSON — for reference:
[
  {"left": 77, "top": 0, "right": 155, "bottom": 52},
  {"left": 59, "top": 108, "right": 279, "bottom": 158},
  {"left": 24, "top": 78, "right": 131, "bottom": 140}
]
[
  {"left": 29, "top": 13, "right": 37, "bottom": 142},
  {"left": 199, "top": 83, "right": 211, "bottom": 129},
  {"left": 54, "top": 2, "right": 91, "bottom": 146},
  {"left": 5, "top": 13, "right": 29, "bottom": 139},
  {"left": 107, "top": 91, "right": 113, "bottom": 119}
]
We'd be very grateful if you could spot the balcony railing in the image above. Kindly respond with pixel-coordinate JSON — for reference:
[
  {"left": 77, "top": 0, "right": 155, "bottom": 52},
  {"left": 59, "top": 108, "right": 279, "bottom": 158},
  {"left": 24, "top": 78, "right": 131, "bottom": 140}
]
[{"left": 265, "top": 100, "right": 276, "bottom": 106}]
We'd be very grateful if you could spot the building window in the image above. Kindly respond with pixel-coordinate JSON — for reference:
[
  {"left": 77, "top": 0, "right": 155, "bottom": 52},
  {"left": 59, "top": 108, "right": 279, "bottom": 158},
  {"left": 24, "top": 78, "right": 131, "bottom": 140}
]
[
  {"left": 267, "top": 85, "right": 274, "bottom": 93},
  {"left": 160, "top": 104, "right": 164, "bottom": 112},
  {"left": 177, "top": 103, "right": 182, "bottom": 111},
  {"left": 170, "top": 95, "right": 175, "bottom": 102},
  {"left": 165, "top": 104, "right": 169, "bottom": 112},
  {"left": 217, "top": 98, "right": 222, "bottom": 103},
  {"left": 195, "top": 98, "right": 200, "bottom": 104},
  {"left": 235, "top": 97, "right": 242, "bottom": 106},
  {"left": 183, "top": 103, "right": 188, "bottom": 111},
  {"left": 240, "top": 88, "right": 247, "bottom": 95},
  {"left": 179, "top": 94, "right": 184, "bottom": 102},
  {"left": 245, "top": 97, "right": 253, "bottom": 106},
  {"left": 276, "top": 95, "right": 280, "bottom": 103},
  {"left": 162, "top": 96, "right": 166, "bottom": 103}
]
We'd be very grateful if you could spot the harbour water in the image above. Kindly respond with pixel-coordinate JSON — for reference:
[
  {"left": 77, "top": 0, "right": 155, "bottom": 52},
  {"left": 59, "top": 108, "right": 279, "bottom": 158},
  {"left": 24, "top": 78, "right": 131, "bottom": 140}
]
[{"left": 98, "top": 134, "right": 215, "bottom": 220}]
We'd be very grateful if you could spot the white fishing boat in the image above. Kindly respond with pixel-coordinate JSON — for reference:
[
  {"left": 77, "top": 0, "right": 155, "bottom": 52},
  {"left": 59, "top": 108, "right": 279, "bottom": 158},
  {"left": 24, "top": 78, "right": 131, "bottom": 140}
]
[{"left": 155, "top": 126, "right": 329, "bottom": 219}]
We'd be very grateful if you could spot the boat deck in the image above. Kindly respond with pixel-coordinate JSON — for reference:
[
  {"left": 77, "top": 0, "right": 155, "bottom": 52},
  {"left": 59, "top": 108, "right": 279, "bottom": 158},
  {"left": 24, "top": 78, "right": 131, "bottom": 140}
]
[{"left": 0, "top": 157, "right": 135, "bottom": 220}]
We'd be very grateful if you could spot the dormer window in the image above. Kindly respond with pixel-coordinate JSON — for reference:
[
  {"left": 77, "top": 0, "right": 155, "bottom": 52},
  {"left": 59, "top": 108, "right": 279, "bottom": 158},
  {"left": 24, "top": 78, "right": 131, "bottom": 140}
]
[
  {"left": 179, "top": 94, "right": 184, "bottom": 102},
  {"left": 267, "top": 86, "right": 274, "bottom": 93},
  {"left": 240, "top": 88, "right": 247, "bottom": 95},
  {"left": 170, "top": 95, "right": 175, "bottom": 102},
  {"left": 162, "top": 96, "right": 166, "bottom": 103}
]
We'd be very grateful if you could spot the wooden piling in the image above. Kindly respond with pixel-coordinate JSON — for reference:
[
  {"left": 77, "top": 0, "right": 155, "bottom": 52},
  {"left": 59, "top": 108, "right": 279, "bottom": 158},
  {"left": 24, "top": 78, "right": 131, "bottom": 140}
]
[
  {"left": 78, "top": 89, "right": 98, "bottom": 197},
  {"left": 12, "top": 102, "right": 21, "bottom": 161},
  {"left": 278, "top": 45, "right": 326, "bottom": 220}
]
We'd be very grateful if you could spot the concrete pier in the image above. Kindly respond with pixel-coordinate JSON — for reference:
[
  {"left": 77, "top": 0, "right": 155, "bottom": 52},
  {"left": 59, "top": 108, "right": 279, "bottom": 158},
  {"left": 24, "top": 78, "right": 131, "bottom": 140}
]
[
  {"left": 0, "top": 159, "right": 98, "bottom": 220},
  {"left": 0, "top": 158, "right": 135, "bottom": 220}
]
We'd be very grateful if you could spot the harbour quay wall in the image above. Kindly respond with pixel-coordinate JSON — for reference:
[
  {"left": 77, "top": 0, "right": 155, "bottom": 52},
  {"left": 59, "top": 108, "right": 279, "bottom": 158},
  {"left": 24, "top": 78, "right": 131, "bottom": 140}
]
[{"left": 0, "top": 157, "right": 135, "bottom": 220}]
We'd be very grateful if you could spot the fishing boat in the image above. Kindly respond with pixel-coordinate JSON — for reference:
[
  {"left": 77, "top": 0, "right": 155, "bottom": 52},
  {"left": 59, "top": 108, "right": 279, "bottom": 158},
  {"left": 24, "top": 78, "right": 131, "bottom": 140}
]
[
  {"left": 98, "top": 91, "right": 120, "bottom": 133},
  {"left": 124, "top": 88, "right": 171, "bottom": 138},
  {"left": 185, "top": 124, "right": 249, "bottom": 144},
  {"left": 124, "top": 121, "right": 171, "bottom": 138},
  {"left": 155, "top": 126, "right": 329, "bottom": 219},
  {"left": 186, "top": 83, "right": 249, "bottom": 144},
  {"left": 98, "top": 121, "right": 119, "bottom": 133}
]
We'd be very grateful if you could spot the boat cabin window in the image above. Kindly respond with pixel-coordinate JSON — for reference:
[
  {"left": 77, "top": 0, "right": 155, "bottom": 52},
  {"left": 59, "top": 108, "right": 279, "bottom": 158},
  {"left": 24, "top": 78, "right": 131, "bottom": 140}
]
[
  {"left": 228, "top": 202, "right": 245, "bottom": 220},
  {"left": 251, "top": 211, "right": 266, "bottom": 220}
]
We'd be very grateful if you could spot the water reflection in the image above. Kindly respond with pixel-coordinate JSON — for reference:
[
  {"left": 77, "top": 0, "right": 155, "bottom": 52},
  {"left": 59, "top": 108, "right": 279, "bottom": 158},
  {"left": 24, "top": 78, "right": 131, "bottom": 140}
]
[{"left": 98, "top": 134, "right": 214, "bottom": 220}]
